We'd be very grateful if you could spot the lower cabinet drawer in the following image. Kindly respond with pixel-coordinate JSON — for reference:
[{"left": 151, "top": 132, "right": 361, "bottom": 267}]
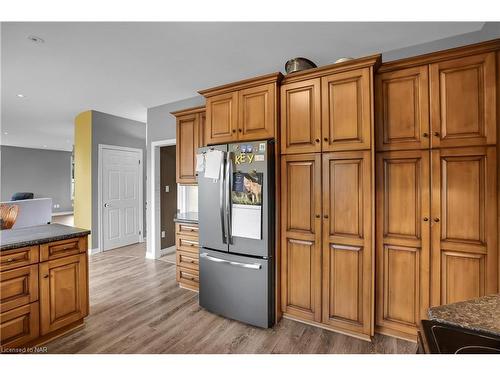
[
  {"left": 40, "top": 236, "right": 87, "bottom": 261},
  {"left": 0, "top": 246, "right": 39, "bottom": 272},
  {"left": 0, "top": 265, "right": 39, "bottom": 313},
  {"left": 176, "top": 236, "right": 199, "bottom": 254},
  {"left": 0, "top": 302, "right": 39, "bottom": 349},
  {"left": 176, "top": 251, "right": 199, "bottom": 271},
  {"left": 175, "top": 223, "right": 199, "bottom": 237},
  {"left": 177, "top": 267, "right": 199, "bottom": 290}
]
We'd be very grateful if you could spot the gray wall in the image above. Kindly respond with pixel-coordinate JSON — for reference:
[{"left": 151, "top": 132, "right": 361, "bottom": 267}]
[
  {"left": 91, "top": 110, "right": 146, "bottom": 249},
  {"left": 383, "top": 22, "right": 500, "bottom": 61},
  {"left": 1, "top": 145, "right": 72, "bottom": 212}
]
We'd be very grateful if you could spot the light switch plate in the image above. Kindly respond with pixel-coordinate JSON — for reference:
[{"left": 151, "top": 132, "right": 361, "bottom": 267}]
[
  {"left": 161, "top": 231, "right": 166, "bottom": 238},
  {"left": 165, "top": 185, "right": 170, "bottom": 193}
]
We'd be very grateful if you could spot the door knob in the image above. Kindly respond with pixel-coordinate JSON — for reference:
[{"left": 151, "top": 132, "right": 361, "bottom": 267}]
[
  {"left": 104, "top": 203, "right": 110, "bottom": 208},
  {"left": 434, "top": 132, "right": 440, "bottom": 137},
  {"left": 238, "top": 129, "right": 242, "bottom": 133},
  {"left": 43, "top": 274, "right": 49, "bottom": 278},
  {"left": 315, "top": 138, "right": 320, "bottom": 143},
  {"left": 232, "top": 129, "right": 236, "bottom": 133},
  {"left": 315, "top": 214, "right": 320, "bottom": 218},
  {"left": 324, "top": 137, "right": 328, "bottom": 142},
  {"left": 423, "top": 217, "right": 429, "bottom": 221},
  {"left": 434, "top": 218, "right": 440, "bottom": 222},
  {"left": 423, "top": 133, "right": 429, "bottom": 137},
  {"left": 324, "top": 215, "right": 329, "bottom": 219}
]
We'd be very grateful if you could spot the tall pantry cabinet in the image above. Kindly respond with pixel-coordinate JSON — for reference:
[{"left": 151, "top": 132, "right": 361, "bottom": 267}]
[
  {"left": 280, "top": 55, "right": 381, "bottom": 340},
  {"left": 375, "top": 41, "right": 499, "bottom": 340}
]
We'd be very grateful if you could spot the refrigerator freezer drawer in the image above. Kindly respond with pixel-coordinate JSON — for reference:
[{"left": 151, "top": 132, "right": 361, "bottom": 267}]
[{"left": 199, "top": 249, "right": 273, "bottom": 328}]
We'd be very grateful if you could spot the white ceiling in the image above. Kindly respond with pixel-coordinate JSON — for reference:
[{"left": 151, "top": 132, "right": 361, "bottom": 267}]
[{"left": 1, "top": 22, "right": 486, "bottom": 151}]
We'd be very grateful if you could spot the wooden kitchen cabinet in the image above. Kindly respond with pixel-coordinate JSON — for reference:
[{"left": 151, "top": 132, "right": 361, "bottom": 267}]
[
  {"left": 280, "top": 154, "right": 322, "bottom": 322},
  {"left": 175, "top": 222, "right": 200, "bottom": 291},
  {"left": 430, "top": 146, "right": 497, "bottom": 306},
  {"left": 39, "top": 253, "right": 88, "bottom": 335},
  {"left": 280, "top": 78, "right": 322, "bottom": 154},
  {"left": 375, "top": 150, "right": 430, "bottom": 340},
  {"left": 429, "top": 52, "right": 496, "bottom": 149},
  {"left": 321, "top": 68, "right": 372, "bottom": 151},
  {"left": 375, "top": 66, "right": 430, "bottom": 151},
  {"left": 321, "top": 151, "right": 373, "bottom": 336},
  {"left": 172, "top": 106, "right": 206, "bottom": 184},
  {"left": 200, "top": 73, "right": 282, "bottom": 145},
  {"left": 0, "top": 264, "right": 39, "bottom": 313}
]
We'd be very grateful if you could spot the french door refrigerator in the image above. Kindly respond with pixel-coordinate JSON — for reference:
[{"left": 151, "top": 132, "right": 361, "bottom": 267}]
[{"left": 198, "top": 140, "right": 275, "bottom": 328}]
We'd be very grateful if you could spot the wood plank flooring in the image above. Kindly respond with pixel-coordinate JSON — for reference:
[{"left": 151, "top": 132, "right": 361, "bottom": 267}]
[{"left": 46, "top": 243, "right": 417, "bottom": 354}]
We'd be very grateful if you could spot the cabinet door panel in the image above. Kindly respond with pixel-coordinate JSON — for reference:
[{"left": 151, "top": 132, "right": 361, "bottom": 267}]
[
  {"left": 281, "top": 154, "right": 322, "bottom": 322},
  {"left": 431, "top": 147, "right": 497, "bottom": 306},
  {"left": 238, "top": 83, "right": 275, "bottom": 141},
  {"left": 176, "top": 114, "right": 199, "bottom": 184},
  {"left": 375, "top": 150, "right": 430, "bottom": 338},
  {"left": 206, "top": 92, "right": 238, "bottom": 144},
  {"left": 322, "top": 151, "right": 372, "bottom": 335},
  {"left": 322, "top": 68, "right": 371, "bottom": 151},
  {"left": 199, "top": 111, "right": 206, "bottom": 148},
  {"left": 39, "top": 253, "right": 88, "bottom": 335},
  {"left": 376, "top": 66, "right": 430, "bottom": 150},
  {"left": 280, "top": 78, "right": 321, "bottom": 154},
  {"left": 430, "top": 52, "right": 496, "bottom": 148}
]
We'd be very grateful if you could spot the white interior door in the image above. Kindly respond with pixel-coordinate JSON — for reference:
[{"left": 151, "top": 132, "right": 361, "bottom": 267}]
[{"left": 102, "top": 147, "right": 141, "bottom": 251}]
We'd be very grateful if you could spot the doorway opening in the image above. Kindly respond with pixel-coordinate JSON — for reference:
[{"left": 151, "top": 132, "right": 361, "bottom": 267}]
[{"left": 159, "top": 145, "right": 177, "bottom": 264}]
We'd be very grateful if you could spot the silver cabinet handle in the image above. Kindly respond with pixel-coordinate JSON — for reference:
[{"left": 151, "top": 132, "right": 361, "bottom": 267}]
[{"left": 200, "top": 253, "right": 261, "bottom": 270}]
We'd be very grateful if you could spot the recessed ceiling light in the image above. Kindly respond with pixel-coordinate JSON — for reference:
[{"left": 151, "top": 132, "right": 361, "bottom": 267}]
[
  {"left": 3, "top": 132, "right": 8, "bottom": 135},
  {"left": 43, "top": 145, "right": 48, "bottom": 148},
  {"left": 27, "top": 35, "right": 45, "bottom": 44},
  {"left": 16, "top": 94, "right": 25, "bottom": 98}
]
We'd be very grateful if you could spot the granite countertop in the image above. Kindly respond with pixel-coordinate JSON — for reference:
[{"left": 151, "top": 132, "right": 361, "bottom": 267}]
[
  {"left": 173, "top": 211, "right": 198, "bottom": 224},
  {"left": 0, "top": 224, "right": 91, "bottom": 251},
  {"left": 428, "top": 294, "right": 500, "bottom": 337}
]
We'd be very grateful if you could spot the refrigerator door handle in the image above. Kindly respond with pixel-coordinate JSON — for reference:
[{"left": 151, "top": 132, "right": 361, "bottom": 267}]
[
  {"left": 219, "top": 153, "right": 227, "bottom": 244},
  {"left": 200, "top": 252, "right": 262, "bottom": 270},
  {"left": 226, "top": 151, "right": 233, "bottom": 244}
]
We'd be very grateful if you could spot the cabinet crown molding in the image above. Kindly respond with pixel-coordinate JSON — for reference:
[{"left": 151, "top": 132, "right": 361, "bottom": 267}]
[
  {"left": 379, "top": 37, "right": 500, "bottom": 73},
  {"left": 198, "top": 72, "right": 283, "bottom": 97},
  {"left": 281, "top": 54, "right": 381, "bottom": 84},
  {"left": 170, "top": 105, "right": 206, "bottom": 117}
]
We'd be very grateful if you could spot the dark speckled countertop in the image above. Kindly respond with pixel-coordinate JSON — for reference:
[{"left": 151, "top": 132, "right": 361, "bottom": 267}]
[
  {"left": 1, "top": 224, "right": 91, "bottom": 251},
  {"left": 428, "top": 294, "right": 500, "bottom": 337},
  {"left": 173, "top": 211, "right": 198, "bottom": 224}
]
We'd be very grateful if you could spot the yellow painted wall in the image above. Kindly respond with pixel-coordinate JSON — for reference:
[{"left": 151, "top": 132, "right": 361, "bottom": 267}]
[{"left": 74, "top": 111, "right": 92, "bottom": 247}]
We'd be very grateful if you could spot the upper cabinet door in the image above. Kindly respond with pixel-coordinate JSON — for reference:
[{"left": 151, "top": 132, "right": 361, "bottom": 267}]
[
  {"left": 238, "top": 83, "right": 275, "bottom": 141},
  {"left": 321, "top": 150, "right": 373, "bottom": 337},
  {"left": 205, "top": 92, "right": 238, "bottom": 145},
  {"left": 176, "top": 113, "right": 199, "bottom": 184},
  {"left": 430, "top": 147, "right": 497, "bottom": 306},
  {"left": 430, "top": 52, "right": 496, "bottom": 148},
  {"left": 280, "top": 78, "right": 321, "bottom": 154},
  {"left": 198, "top": 111, "right": 206, "bottom": 148},
  {"left": 376, "top": 66, "right": 430, "bottom": 151},
  {"left": 321, "top": 68, "right": 372, "bottom": 152}
]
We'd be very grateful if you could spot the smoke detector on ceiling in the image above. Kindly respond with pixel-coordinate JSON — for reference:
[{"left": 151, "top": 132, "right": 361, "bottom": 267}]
[{"left": 27, "top": 35, "right": 45, "bottom": 44}]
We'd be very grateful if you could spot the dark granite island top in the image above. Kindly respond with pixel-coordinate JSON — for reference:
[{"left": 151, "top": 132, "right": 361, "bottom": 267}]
[
  {"left": 0, "top": 224, "right": 91, "bottom": 251},
  {"left": 428, "top": 294, "right": 500, "bottom": 337},
  {"left": 173, "top": 211, "right": 198, "bottom": 224}
]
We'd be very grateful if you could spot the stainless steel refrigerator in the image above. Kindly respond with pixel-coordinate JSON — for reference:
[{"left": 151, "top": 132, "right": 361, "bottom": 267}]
[{"left": 197, "top": 140, "right": 275, "bottom": 328}]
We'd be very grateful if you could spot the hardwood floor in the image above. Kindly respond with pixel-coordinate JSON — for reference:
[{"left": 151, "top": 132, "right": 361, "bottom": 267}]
[{"left": 45, "top": 243, "right": 417, "bottom": 354}]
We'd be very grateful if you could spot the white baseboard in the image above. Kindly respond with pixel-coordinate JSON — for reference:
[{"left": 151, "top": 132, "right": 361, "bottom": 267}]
[
  {"left": 88, "top": 247, "right": 101, "bottom": 255},
  {"left": 160, "top": 246, "right": 176, "bottom": 257}
]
